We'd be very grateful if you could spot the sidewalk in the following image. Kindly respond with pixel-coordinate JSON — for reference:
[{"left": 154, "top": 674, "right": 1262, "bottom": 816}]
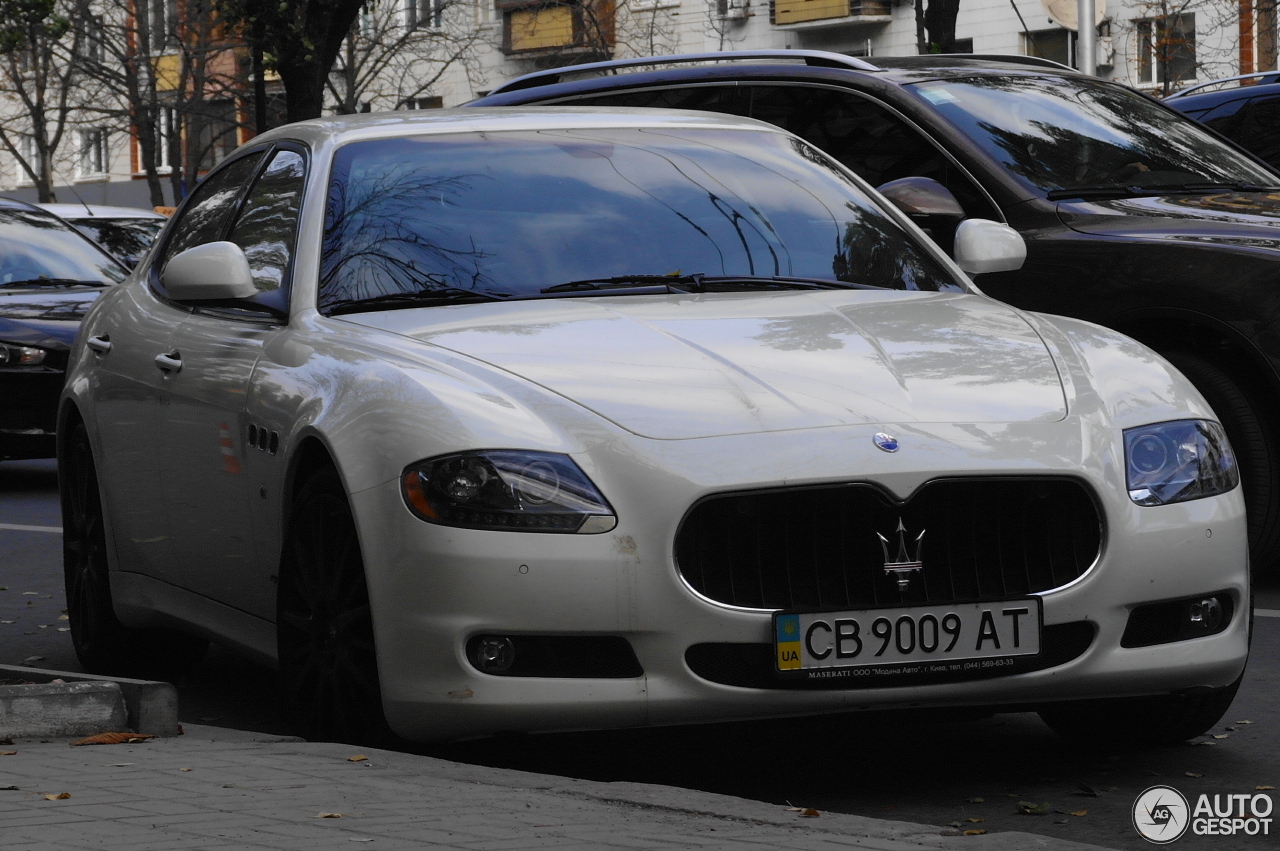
[{"left": 0, "top": 725, "right": 1114, "bottom": 851}]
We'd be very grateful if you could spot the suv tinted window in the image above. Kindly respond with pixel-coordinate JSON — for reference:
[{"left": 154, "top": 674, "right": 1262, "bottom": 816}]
[
  {"left": 226, "top": 149, "right": 306, "bottom": 305},
  {"left": 158, "top": 152, "right": 265, "bottom": 272},
  {"left": 1204, "top": 95, "right": 1280, "bottom": 170},
  {"left": 565, "top": 84, "right": 998, "bottom": 219}
]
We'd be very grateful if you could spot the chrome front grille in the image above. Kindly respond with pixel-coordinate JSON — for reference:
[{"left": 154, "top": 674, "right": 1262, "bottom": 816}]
[{"left": 674, "top": 478, "right": 1103, "bottom": 610}]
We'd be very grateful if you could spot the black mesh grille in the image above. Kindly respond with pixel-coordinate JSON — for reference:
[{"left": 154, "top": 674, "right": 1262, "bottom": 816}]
[{"left": 674, "top": 478, "right": 1102, "bottom": 610}]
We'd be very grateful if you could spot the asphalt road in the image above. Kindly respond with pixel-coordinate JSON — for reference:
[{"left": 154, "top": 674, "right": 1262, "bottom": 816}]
[{"left": 3, "top": 457, "right": 1278, "bottom": 850}]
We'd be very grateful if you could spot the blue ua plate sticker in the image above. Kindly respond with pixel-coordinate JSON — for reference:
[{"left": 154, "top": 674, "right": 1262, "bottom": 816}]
[{"left": 776, "top": 614, "right": 802, "bottom": 670}]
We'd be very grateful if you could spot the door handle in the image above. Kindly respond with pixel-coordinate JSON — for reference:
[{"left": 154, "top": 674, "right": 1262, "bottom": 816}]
[
  {"left": 154, "top": 351, "right": 182, "bottom": 374},
  {"left": 86, "top": 335, "right": 111, "bottom": 354}
]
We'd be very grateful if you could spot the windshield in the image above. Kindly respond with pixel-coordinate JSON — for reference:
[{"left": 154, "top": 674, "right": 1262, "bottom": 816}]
[
  {"left": 909, "top": 76, "right": 1280, "bottom": 196},
  {"left": 318, "top": 127, "right": 963, "bottom": 312},
  {"left": 0, "top": 209, "right": 127, "bottom": 285}
]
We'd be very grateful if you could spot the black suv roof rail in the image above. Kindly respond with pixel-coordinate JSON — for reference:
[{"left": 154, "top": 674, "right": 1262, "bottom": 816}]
[
  {"left": 1166, "top": 71, "right": 1280, "bottom": 98},
  {"left": 891, "top": 52, "right": 1073, "bottom": 71},
  {"left": 488, "top": 50, "right": 879, "bottom": 95}
]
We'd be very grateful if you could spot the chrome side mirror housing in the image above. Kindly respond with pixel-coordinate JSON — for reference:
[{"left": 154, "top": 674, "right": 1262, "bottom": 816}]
[
  {"left": 161, "top": 241, "right": 257, "bottom": 301},
  {"left": 952, "top": 219, "right": 1027, "bottom": 275}
]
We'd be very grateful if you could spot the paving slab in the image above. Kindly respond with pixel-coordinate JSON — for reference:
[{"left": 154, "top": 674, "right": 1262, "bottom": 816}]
[{"left": 0, "top": 723, "right": 1119, "bottom": 850}]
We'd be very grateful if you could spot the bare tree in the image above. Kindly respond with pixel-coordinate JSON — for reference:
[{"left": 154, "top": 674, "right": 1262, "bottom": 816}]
[
  {"left": 327, "top": 0, "right": 488, "bottom": 114},
  {"left": 703, "top": 0, "right": 750, "bottom": 52},
  {"left": 0, "top": 0, "right": 89, "bottom": 201}
]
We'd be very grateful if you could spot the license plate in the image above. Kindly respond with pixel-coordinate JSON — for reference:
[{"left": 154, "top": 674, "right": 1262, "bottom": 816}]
[{"left": 774, "top": 599, "right": 1042, "bottom": 677}]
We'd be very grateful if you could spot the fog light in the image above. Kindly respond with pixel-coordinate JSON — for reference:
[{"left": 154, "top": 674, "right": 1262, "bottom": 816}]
[
  {"left": 1188, "top": 597, "right": 1224, "bottom": 631},
  {"left": 473, "top": 636, "right": 515, "bottom": 673}
]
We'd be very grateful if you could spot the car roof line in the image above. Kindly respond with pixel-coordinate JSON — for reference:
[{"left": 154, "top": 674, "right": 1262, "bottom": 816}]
[
  {"left": 1166, "top": 71, "right": 1280, "bottom": 98},
  {"left": 488, "top": 49, "right": 880, "bottom": 96}
]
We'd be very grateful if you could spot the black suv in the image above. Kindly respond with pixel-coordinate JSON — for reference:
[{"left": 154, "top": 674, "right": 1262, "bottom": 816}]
[
  {"left": 473, "top": 50, "right": 1280, "bottom": 576},
  {"left": 1166, "top": 72, "right": 1280, "bottom": 172}
]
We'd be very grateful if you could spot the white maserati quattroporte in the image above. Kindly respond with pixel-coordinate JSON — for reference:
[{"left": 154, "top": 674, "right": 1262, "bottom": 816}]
[{"left": 60, "top": 108, "right": 1249, "bottom": 745}]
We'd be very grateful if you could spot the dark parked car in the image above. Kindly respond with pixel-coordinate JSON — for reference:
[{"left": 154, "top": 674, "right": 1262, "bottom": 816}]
[
  {"left": 1166, "top": 73, "right": 1280, "bottom": 173},
  {"left": 473, "top": 50, "right": 1280, "bottom": 576},
  {"left": 0, "top": 197, "right": 127, "bottom": 460},
  {"left": 39, "top": 204, "right": 167, "bottom": 269}
]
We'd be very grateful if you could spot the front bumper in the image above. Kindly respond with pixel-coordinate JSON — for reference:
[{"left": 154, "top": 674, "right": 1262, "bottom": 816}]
[{"left": 350, "top": 423, "right": 1250, "bottom": 742}]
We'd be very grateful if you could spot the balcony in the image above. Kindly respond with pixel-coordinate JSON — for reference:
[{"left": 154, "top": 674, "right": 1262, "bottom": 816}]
[{"left": 770, "top": 0, "right": 892, "bottom": 27}]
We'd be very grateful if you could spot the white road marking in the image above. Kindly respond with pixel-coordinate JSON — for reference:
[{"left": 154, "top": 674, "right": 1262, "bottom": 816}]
[
  {"left": 0, "top": 523, "right": 61, "bottom": 534},
  {"left": 1256, "top": 608, "right": 1280, "bottom": 618}
]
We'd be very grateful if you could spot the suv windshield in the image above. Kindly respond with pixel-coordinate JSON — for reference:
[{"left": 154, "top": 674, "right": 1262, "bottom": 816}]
[
  {"left": 0, "top": 208, "right": 127, "bottom": 286},
  {"left": 318, "top": 127, "right": 964, "bottom": 313},
  {"left": 909, "top": 76, "right": 1279, "bottom": 196}
]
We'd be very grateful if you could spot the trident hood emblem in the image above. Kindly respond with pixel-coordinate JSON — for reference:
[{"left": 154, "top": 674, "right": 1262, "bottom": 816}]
[{"left": 877, "top": 518, "right": 925, "bottom": 592}]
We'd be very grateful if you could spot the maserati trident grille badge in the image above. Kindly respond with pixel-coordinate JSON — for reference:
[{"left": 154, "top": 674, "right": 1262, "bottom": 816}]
[
  {"left": 877, "top": 518, "right": 925, "bottom": 592},
  {"left": 873, "top": 432, "right": 899, "bottom": 452}
]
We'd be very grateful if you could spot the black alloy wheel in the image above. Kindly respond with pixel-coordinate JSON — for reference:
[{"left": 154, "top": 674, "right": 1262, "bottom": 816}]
[
  {"left": 1162, "top": 351, "right": 1280, "bottom": 577},
  {"left": 61, "top": 421, "right": 206, "bottom": 678},
  {"left": 277, "top": 467, "right": 396, "bottom": 746}
]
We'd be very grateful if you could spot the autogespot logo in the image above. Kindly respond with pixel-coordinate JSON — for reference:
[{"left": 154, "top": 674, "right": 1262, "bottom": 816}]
[
  {"left": 1134, "top": 786, "right": 1190, "bottom": 844},
  {"left": 1133, "top": 785, "right": 1275, "bottom": 842}
]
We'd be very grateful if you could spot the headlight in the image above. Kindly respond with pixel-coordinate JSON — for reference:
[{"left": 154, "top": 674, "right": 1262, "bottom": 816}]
[
  {"left": 1124, "top": 419, "right": 1239, "bottom": 506},
  {"left": 0, "top": 343, "right": 47, "bottom": 366},
  {"left": 401, "top": 450, "right": 616, "bottom": 534}
]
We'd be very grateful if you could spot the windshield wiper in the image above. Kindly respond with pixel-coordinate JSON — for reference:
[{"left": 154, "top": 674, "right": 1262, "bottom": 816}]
[
  {"left": 326, "top": 287, "right": 508, "bottom": 316},
  {"left": 1, "top": 277, "right": 108, "bottom": 288},
  {"left": 539, "top": 274, "right": 878, "bottom": 296},
  {"left": 1047, "top": 181, "right": 1280, "bottom": 201}
]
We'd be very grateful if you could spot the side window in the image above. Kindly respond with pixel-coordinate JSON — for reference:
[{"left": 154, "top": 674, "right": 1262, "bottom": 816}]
[
  {"left": 225, "top": 149, "right": 306, "bottom": 301},
  {"left": 1208, "top": 95, "right": 1280, "bottom": 171},
  {"left": 157, "top": 152, "right": 266, "bottom": 272},
  {"left": 741, "top": 86, "right": 1001, "bottom": 221}
]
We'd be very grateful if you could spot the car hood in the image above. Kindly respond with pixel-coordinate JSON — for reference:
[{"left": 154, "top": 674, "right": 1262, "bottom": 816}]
[
  {"left": 1057, "top": 191, "right": 1280, "bottom": 246},
  {"left": 0, "top": 284, "right": 102, "bottom": 349},
  {"left": 345, "top": 290, "right": 1068, "bottom": 440}
]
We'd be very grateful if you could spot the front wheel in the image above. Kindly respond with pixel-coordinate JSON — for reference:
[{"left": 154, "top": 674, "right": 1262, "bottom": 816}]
[
  {"left": 1038, "top": 677, "right": 1241, "bottom": 746},
  {"left": 277, "top": 467, "right": 396, "bottom": 746},
  {"left": 61, "top": 421, "right": 207, "bottom": 679}
]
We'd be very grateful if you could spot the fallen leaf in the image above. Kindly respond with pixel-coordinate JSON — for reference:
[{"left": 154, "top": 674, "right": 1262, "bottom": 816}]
[
  {"left": 1075, "top": 783, "right": 1104, "bottom": 797},
  {"left": 784, "top": 803, "right": 820, "bottom": 816},
  {"left": 180, "top": 768, "right": 192, "bottom": 772},
  {"left": 20, "top": 656, "right": 43, "bottom": 665},
  {"left": 1258, "top": 786, "right": 1275, "bottom": 791},
  {"left": 966, "top": 817, "right": 984, "bottom": 823},
  {"left": 1186, "top": 772, "right": 1204, "bottom": 778},
  {"left": 948, "top": 821, "right": 963, "bottom": 828},
  {"left": 967, "top": 797, "right": 985, "bottom": 803},
  {"left": 1225, "top": 726, "right": 1238, "bottom": 732},
  {"left": 347, "top": 755, "right": 368, "bottom": 762},
  {"left": 57, "top": 615, "right": 68, "bottom": 621},
  {"left": 447, "top": 688, "right": 474, "bottom": 699},
  {"left": 1237, "top": 720, "right": 1253, "bottom": 724},
  {"left": 22, "top": 592, "right": 37, "bottom": 596},
  {"left": 37, "top": 625, "right": 48, "bottom": 629},
  {"left": 1213, "top": 734, "right": 1229, "bottom": 739},
  {"left": 963, "top": 829, "right": 987, "bottom": 835},
  {"left": 56, "top": 628, "right": 69, "bottom": 632},
  {"left": 1018, "top": 801, "right": 1053, "bottom": 815},
  {"left": 1194, "top": 740, "right": 1216, "bottom": 746},
  {"left": 0, "top": 751, "right": 16, "bottom": 756},
  {"left": 70, "top": 732, "right": 155, "bottom": 746},
  {"left": 316, "top": 812, "right": 345, "bottom": 818},
  {"left": 43, "top": 793, "right": 70, "bottom": 800},
  {"left": 0, "top": 620, "right": 13, "bottom": 624},
  {"left": 1068, "top": 809, "right": 1088, "bottom": 817},
  {"left": 350, "top": 840, "right": 375, "bottom": 843}
]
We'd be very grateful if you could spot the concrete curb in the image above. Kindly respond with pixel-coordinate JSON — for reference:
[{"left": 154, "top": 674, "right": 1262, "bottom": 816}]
[{"left": 0, "top": 664, "right": 179, "bottom": 738}]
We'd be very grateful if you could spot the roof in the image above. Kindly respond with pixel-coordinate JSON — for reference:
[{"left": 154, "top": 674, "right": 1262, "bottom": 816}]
[
  {"left": 248, "top": 105, "right": 794, "bottom": 149},
  {"left": 38, "top": 203, "right": 166, "bottom": 220}
]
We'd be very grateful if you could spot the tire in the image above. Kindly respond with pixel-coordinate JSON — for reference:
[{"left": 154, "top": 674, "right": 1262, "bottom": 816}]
[
  {"left": 277, "top": 467, "right": 396, "bottom": 746},
  {"left": 61, "top": 422, "right": 207, "bottom": 679},
  {"left": 1038, "top": 677, "right": 1241, "bottom": 746},
  {"left": 1162, "top": 350, "right": 1280, "bottom": 576}
]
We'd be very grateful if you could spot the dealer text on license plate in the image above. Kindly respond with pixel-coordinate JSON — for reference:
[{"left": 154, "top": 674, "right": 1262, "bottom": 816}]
[{"left": 774, "top": 599, "right": 1042, "bottom": 674}]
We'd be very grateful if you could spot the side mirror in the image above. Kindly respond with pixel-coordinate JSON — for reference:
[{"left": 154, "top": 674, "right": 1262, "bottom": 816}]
[
  {"left": 953, "top": 219, "right": 1027, "bottom": 275},
  {"left": 876, "top": 177, "right": 966, "bottom": 224},
  {"left": 161, "top": 241, "right": 257, "bottom": 301}
]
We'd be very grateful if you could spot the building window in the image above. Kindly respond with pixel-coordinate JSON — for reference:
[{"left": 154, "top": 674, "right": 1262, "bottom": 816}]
[
  {"left": 148, "top": 0, "right": 177, "bottom": 52},
  {"left": 476, "top": 0, "right": 494, "bottom": 24},
  {"left": 405, "top": 0, "right": 445, "bottom": 28},
  {"left": 1025, "top": 28, "right": 1073, "bottom": 67},
  {"left": 400, "top": 96, "right": 444, "bottom": 109},
  {"left": 78, "top": 129, "right": 109, "bottom": 178},
  {"left": 15, "top": 134, "right": 37, "bottom": 186},
  {"left": 1137, "top": 13, "right": 1196, "bottom": 85}
]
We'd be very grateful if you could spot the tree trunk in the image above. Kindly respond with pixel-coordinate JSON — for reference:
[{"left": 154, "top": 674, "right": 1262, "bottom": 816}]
[
  {"left": 280, "top": 61, "right": 327, "bottom": 123},
  {"left": 914, "top": 0, "right": 927, "bottom": 54},
  {"left": 923, "top": 0, "right": 961, "bottom": 53}
]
